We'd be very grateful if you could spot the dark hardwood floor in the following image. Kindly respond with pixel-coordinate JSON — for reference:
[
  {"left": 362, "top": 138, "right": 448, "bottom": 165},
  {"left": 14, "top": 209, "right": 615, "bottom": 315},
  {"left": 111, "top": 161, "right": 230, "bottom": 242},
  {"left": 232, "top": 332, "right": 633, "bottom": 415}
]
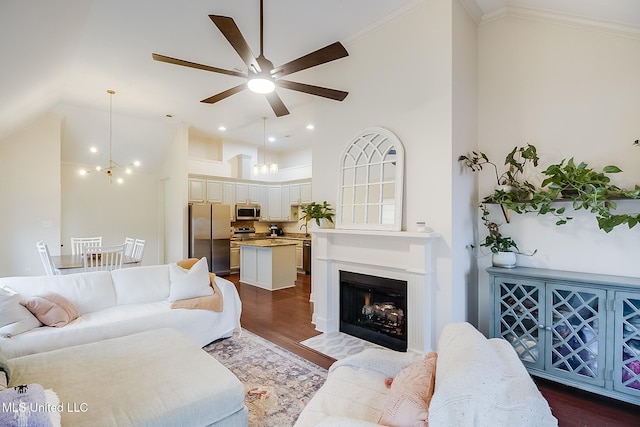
[{"left": 227, "top": 273, "right": 640, "bottom": 426}]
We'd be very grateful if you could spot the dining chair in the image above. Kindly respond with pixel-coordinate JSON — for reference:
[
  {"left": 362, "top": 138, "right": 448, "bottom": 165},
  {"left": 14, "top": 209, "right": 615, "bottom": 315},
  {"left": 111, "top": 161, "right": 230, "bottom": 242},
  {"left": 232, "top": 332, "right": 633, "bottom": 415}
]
[
  {"left": 132, "top": 239, "right": 145, "bottom": 262},
  {"left": 123, "top": 237, "right": 135, "bottom": 257},
  {"left": 83, "top": 244, "right": 125, "bottom": 271},
  {"left": 36, "top": 240, "right": 60, "bottom": 276},
  {"left": 70, "top": 236, "right": 103, "bottom": 255}
]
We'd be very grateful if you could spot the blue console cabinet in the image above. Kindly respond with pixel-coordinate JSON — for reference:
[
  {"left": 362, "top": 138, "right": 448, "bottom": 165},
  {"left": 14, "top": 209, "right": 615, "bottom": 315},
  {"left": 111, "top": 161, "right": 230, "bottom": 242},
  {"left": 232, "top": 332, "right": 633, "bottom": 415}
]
[{"left": 488, "top": 266, "right": 640, "bottom": 405}]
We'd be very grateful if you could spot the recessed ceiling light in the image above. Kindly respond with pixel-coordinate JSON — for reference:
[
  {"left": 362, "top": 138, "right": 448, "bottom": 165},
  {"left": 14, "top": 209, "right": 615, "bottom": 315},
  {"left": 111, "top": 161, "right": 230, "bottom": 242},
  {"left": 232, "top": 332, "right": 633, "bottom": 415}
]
[
  {"left": 218, "top": 126, "right": 227, "bottom": 131},
  {"left": 306, "top": 124, "right": 315, "bottom": 130},
  {"left": 268, "top": 137, "right": 276, "bottom": 142}
]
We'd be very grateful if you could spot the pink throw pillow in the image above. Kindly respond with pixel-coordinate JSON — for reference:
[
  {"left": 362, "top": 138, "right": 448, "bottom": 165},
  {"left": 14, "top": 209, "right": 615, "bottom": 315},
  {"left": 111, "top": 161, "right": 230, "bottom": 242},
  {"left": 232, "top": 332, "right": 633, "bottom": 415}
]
[
  {"left": 378, "top": 352, "right": 438, "bottom": 427},
  {"left": 21, "top": 292, "right": 80, "bottom": 327}
]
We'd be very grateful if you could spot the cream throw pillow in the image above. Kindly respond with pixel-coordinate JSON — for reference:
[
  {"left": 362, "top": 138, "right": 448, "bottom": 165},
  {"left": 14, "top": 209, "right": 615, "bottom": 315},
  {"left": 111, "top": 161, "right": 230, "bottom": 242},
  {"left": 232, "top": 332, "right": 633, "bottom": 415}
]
[
  {"left": 379, "top": 352, "right": 438, "bottom": 427},
  {"left": 168, "top": 257, "right": 213, "bottom": 302},
  {"left": 0, "top": 287, "right": 41, "bottom": 337},
  {"left": 21, "top": 292, "right": 80, "bottom": 327}
]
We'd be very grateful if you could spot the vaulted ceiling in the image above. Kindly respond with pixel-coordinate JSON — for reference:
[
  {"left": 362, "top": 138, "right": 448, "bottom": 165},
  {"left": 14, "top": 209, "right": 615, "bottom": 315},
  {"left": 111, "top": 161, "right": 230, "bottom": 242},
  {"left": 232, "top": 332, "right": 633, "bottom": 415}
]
[{"left": 2, "top": 0, "right": 639, "bottom": 170}]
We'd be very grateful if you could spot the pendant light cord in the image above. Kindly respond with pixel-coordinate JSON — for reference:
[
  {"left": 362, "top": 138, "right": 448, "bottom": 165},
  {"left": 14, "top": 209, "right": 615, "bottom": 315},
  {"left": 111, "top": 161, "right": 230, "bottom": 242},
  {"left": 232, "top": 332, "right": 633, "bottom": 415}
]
[
  {"left": 263, "top": 116, "right": 267, "bottom": 164},
  {"left": 108, "top": 89, "right": 115, "bottom": 170}
]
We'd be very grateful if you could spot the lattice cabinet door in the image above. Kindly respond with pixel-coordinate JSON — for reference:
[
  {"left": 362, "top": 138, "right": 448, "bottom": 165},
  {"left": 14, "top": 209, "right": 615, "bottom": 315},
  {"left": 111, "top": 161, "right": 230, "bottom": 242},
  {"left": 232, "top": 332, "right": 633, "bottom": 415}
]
[
  {"left": 613, "top": 291, "right": 640, "bottom": 398},
  {"left": 545, "top": 284, "right": 606, "bottom": 387},
  {"left": 492, "top": 276, "right": 545, "bottom": 370}
]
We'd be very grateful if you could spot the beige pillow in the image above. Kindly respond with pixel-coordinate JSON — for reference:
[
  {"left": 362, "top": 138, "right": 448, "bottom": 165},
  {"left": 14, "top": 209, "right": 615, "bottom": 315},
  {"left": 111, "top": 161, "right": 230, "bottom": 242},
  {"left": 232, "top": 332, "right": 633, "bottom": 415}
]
[
  {"left": 168, "top": 257, "right": 213, "bottom": 302},
  {"left": 21, "top": 292, "right": 80, "bottom": 327},
  {"left": 379, "top": 352, "right": 438, "bottom": 427}
]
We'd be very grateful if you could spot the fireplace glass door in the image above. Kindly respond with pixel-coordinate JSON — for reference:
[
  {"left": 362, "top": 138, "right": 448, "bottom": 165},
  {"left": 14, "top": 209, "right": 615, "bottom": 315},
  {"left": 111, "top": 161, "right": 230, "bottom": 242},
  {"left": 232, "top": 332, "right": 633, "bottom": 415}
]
[{"left": 340, "top": 270, "right": 407, "bottom": 351}]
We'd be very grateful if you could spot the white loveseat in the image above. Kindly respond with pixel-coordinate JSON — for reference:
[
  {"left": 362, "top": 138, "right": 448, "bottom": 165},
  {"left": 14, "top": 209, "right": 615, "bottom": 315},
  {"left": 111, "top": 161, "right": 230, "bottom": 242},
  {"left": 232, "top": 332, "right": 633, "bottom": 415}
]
[
  {"left": 0, "top": 262, "right": 242, "bottom": 358},
  {"left": 294, "top": 322, "right": 558, "bottom": 427}
]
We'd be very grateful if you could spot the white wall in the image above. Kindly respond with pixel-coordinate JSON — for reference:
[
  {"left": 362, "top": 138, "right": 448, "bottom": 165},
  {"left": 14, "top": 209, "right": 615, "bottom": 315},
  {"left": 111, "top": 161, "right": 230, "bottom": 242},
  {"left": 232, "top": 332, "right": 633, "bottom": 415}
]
[
  {"left": 310, "top": 0, "right": 477, "bottom": 339},
  {"left": 477, "top": 15, "right": 640, "bottom": 332},
  {"left": 61, "top": 164, "right": 160, "bottom": 264},
  {"left": 160, "top": 123, "right": 190, "bottom": 263},
  {"left": 0, "top": 114, "right": 62, "bottom": 276},
  {"left": 188, "top": 128, "right": 222, "bottom": 161},
  {"left": 452, "top": 0, "right": 479, "bottom": 324}
]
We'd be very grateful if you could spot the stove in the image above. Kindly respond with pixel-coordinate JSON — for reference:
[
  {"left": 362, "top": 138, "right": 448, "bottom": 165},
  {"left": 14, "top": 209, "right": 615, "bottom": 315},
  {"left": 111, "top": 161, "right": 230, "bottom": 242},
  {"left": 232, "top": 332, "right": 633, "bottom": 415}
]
[{"left": 232, "top": 227, "right": 256, "bottom": 240}]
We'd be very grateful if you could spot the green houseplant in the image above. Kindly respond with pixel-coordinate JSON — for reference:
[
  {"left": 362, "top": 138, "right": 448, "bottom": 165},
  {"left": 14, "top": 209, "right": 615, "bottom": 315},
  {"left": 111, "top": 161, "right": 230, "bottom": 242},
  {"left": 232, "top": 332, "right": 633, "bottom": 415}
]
[
  {"left": 459, "top": 144, "right": 540, "bottom": 266},
  {"left": 460, "top": 144, "right": 640, "bottom": 233},
  {"left": 301, "top": 201, "right": 335, "bottom": 228},
  {"left": 458, "top": 144, "right": 540, "bottom": 201},
  {"left": 474, "top": 204, "right": 536, "bottom": 268}
]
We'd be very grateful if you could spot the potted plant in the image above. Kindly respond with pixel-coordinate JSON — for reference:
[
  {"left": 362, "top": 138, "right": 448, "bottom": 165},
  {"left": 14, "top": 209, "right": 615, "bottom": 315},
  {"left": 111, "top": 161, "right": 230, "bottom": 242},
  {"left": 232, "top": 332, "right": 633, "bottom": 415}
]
[
  {"left": 475, "top": 204, "right": 536, "bottom": 268},
  {"left": 301, "top": 201, "right": 335, "bottom": 229}
]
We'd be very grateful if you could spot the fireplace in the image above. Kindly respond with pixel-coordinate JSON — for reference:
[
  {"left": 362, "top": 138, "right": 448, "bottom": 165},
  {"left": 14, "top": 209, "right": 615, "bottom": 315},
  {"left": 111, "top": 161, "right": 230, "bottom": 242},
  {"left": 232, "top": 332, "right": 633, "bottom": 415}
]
[
  {"left": 340, "top": 270, "right": 408, "bottom": 351},
  {"left": 311, "top": 229, "right": 439, "bottom": 353}
]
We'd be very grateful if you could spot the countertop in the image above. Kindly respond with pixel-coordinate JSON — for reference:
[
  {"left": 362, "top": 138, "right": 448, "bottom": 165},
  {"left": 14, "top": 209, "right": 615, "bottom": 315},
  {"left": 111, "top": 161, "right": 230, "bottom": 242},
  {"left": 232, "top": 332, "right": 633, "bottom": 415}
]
[
  {"left": 231, "top": 234, "right": 311, "bottom": 242},
  {"left": 238, "top": 239, "right": 298, "bottom": 247}
]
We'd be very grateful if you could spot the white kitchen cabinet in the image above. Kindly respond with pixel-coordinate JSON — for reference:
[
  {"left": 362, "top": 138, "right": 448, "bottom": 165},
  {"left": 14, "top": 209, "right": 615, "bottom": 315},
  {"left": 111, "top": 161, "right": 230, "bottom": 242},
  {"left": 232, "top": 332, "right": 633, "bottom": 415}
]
[
  {"left": 267, "top": 185, "right": 282, "bottom": 220},
  {"left": 236, "top": 183, "right": 260, "bottom": 204},
  {"left": 300, "top": 182, "right": 312, "bottom": 204},
  {"left": 188, "top": 178, "right": 205, "bottom": 202},
  {"left": 230, "top": 243, "right": 240, "bottom": 273},
  {"left": 223, "top": 182, "right": 236, "bottom": 220},
  {"left": 239, "top": 243, "right": 296, "bottom": 291},
  {"left": 259, "top": 185, "right": 269, "bottom": 221},
  {"left": 206, "top": 180, "right": 223, "bottom": 203},
  {"left": 295, "top": 242, "right": 303, "bottom": 270},
  {"left": 289, "top": 181, "right": 312, "bottom": 205},
  {"left": 280, "top": 185, "right": 291, "bottom": 221}
]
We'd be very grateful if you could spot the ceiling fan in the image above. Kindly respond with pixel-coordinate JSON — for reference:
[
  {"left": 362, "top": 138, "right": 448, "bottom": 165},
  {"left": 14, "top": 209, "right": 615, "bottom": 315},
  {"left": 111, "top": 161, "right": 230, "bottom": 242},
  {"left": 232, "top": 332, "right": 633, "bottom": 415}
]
[{"left": 152, "top": 0, "right": 349, "bottom": 117}]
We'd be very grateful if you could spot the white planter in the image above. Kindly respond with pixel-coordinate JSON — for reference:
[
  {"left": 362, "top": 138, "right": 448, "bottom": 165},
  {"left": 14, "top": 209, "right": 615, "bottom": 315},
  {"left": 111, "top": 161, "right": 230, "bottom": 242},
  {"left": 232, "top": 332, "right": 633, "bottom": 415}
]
[
  {"left": 492, "top": 251, "right": 517, "bottom": 268},
  {"left": 309, "top": 218, "right": 335, "bottom": 230},
  {"left": 495, "top": 184, "right": 515, "bottom": 193}
]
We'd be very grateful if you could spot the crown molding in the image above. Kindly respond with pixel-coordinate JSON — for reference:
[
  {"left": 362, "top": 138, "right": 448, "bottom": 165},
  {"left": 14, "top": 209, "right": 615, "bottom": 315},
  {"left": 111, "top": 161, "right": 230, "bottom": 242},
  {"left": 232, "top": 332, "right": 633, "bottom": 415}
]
[
  {"left": 480, "top": 5, "right": 640, "bottom": 39},
  {"left": 458, "top": 0, "right": 483, "bottom": 25}
]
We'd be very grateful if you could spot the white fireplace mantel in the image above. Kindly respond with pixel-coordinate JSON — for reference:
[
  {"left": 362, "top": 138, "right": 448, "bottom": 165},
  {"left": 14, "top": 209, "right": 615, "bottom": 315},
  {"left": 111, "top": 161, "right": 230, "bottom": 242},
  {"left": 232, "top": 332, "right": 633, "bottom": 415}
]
[{"left": 311, "top": 229, "right": 441, "bottom": 353}]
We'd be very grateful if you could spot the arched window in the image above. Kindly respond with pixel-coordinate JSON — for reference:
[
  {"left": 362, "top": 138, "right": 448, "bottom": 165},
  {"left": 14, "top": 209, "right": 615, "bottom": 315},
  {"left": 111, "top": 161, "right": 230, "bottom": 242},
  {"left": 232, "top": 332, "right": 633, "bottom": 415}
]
[{"left": 337, "top": 127, "right": 404, "bottom": 231}]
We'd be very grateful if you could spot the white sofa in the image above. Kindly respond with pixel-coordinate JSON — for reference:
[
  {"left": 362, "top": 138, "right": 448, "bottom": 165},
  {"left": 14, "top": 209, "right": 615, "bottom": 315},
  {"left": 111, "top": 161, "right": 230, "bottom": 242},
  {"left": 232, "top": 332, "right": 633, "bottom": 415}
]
[
  {"left": 294, "top": 322, "right": 558, "bottom": 427},
  {"left": 6, "top": 328, "right": 248, "bottom": 426},
  {"left": 0, "top": 263, "right": 242, "bottom": 358}
]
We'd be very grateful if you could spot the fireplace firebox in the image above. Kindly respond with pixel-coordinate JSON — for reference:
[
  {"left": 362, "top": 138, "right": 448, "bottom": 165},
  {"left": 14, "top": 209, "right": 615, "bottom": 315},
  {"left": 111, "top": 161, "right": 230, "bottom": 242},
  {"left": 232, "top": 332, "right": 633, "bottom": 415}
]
[{"left": 339, "top": 270, "right": 408, "bottom": 352}]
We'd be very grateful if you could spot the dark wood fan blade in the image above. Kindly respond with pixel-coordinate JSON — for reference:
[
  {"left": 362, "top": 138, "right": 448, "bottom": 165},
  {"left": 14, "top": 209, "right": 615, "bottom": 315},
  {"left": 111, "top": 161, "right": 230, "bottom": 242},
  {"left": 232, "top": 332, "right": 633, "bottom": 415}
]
[
  {"left": 209, "top": 15, "right": 261, "bottom": 73},
  {"left": 265, "top": 92, "right": 290, "bottom": 117},
  {"left": 271, "top": 42, "right": 348, "bottom": 78},
  {"left": 201, "top": 84, "right": 247, "bottom": 104},
  {"left": 277, "top": 80, "right": 348, "bottom": 101},
  {"left": 152, "top": 53, "right": 246, "bottom": 78}
]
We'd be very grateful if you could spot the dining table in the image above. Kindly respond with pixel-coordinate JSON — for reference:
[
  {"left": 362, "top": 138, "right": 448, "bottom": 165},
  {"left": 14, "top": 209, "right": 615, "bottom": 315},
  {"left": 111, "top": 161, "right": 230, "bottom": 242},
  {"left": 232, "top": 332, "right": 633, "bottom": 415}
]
[{"left": 51, "top": 254, "right": 140, "bottom": 274}]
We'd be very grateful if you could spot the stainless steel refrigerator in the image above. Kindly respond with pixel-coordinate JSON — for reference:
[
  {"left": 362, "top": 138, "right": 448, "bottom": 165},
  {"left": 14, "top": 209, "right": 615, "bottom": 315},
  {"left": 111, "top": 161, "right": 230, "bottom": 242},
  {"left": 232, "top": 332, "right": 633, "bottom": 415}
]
[{"left": 188, "top": 203, "right": 231, "bottom": 275}]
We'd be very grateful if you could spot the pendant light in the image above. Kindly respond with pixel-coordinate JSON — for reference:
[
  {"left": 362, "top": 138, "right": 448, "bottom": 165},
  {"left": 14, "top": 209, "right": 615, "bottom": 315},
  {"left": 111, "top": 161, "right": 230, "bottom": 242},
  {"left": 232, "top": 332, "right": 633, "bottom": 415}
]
[
  {"left": 79, "top": 90, "right": 140, "bottom": 184},
  {"left": 253, "top": 117, "right": 278, "bottom": 175}
]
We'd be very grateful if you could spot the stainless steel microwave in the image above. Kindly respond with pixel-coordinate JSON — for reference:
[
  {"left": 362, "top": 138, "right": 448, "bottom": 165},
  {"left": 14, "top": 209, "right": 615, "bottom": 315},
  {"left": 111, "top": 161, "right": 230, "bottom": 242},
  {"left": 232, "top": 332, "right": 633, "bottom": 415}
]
[{"left": 236, "top": 204, "right": 261, "bottom": 220}]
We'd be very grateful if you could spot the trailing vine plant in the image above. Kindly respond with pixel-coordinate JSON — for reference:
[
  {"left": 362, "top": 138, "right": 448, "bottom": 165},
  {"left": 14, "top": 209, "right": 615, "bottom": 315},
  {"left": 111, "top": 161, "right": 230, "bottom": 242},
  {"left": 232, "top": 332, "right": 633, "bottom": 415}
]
[{"left": 460, "top": 144, "right": 640, "bottom": 236}]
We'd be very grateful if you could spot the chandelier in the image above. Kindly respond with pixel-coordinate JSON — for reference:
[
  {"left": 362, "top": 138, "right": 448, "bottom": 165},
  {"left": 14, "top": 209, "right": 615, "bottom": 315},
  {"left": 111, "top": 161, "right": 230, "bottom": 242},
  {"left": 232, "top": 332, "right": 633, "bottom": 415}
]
[
  {"left": 253, "top": 117, "right": 278, "bottom": 175},
  {"left": 79, "top": 90, "right": 140, "bottom": 184}
]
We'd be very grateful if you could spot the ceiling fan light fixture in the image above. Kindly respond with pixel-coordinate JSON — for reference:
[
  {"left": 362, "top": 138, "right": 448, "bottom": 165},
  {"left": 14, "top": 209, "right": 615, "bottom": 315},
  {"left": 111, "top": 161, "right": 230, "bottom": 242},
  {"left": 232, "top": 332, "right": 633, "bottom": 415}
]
[{"left": 247, "top": 75, "right": 275, "bottom": 94}]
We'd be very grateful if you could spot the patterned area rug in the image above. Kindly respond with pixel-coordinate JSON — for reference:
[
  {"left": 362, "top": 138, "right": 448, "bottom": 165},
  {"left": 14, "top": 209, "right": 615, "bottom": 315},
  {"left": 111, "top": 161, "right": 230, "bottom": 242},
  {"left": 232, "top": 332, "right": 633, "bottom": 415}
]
[{"left": 204, "top": 330, "right": 327, "bottom": 427}]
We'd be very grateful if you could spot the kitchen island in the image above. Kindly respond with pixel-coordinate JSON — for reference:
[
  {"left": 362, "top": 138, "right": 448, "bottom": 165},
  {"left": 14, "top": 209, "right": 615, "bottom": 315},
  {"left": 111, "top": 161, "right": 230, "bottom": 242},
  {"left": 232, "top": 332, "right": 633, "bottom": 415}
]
[{"left": 239, "top": 240, "right": 297, "bottom": 291}]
